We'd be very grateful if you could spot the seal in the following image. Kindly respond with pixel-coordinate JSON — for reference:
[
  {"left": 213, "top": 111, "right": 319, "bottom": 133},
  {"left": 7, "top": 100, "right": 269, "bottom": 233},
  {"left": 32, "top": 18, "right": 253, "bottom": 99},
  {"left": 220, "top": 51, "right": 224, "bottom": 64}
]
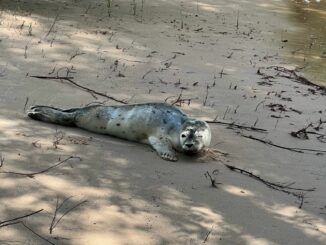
[{"left": 27, "top": 103, "right": 211, "bottom": 161}]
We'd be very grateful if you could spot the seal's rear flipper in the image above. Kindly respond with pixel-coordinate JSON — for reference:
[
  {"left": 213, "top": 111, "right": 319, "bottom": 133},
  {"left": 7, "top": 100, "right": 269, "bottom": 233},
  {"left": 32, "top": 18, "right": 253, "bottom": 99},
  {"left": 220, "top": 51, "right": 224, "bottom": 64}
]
[{"left": 27, "top": 106, "right": 77, "bottom": 126}]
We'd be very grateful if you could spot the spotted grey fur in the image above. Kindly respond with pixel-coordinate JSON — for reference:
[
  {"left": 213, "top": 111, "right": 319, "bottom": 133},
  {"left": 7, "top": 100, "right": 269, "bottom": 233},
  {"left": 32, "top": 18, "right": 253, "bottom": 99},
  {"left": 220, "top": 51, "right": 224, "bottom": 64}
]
[{"left": 27, "top": 103, "right": 211, "bottom": 161}]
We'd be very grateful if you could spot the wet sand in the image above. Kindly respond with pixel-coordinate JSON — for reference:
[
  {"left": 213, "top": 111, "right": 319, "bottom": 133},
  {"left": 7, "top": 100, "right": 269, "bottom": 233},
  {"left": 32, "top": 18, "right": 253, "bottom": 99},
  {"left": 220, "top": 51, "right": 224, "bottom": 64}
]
[{"left": 285, "top": 0, "right": 326, "bottom": 86}]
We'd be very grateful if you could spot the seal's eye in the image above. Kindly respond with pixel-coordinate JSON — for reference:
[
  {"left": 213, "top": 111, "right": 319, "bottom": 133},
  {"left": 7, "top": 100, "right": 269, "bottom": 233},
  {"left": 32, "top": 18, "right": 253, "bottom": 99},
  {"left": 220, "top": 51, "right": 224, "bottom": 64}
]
[{"left": 181, "top": 134, "right": 187, "bottom": 138}]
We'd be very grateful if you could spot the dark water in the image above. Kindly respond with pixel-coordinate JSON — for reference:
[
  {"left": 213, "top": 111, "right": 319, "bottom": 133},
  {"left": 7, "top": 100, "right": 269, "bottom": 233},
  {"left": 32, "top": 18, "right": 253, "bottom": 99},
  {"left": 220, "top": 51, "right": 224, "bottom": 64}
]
[{"left": 286, "top": 0, "right": 326, "bottom": 85}]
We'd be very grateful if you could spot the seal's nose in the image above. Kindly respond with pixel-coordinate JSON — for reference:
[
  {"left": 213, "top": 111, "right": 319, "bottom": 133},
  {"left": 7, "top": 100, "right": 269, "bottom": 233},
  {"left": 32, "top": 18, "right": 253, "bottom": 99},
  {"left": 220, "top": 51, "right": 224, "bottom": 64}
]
[{"left": 185, "top": 143, "right": 193, "bottom": 148}]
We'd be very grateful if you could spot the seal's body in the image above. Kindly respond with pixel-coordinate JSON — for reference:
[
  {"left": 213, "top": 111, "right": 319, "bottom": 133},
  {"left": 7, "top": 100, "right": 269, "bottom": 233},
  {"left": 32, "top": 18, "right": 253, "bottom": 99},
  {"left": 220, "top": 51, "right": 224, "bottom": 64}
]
[{"left": 27, "top": 103, "right": 211, "bottom": 161}]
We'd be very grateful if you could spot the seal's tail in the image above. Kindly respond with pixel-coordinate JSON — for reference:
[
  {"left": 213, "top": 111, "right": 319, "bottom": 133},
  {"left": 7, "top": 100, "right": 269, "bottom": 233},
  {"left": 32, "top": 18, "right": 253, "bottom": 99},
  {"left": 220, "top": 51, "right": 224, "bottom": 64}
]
[{"left": 27, "top": 106, "right": 78, "bottom": 126}]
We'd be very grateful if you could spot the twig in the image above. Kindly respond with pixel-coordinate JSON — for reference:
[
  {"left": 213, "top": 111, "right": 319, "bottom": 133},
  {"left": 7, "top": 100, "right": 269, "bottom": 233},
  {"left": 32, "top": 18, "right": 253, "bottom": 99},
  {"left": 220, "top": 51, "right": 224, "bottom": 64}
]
[
  {"left": 0, "top": 221, "right": 22, "bottom": 228},
  {"left": 140, "top": 0, "right": 144, "bottom": 22},
  {"left": 172, "top": 51, "right": 185, "bottom": 55},
  {"left": 50, "top": 199, "right": 59, "bottom": 233},
  {"left": 236, "top": 10, "right": 239, "bottom": 30},
  {"left": 21, "top": 222, "right": 55, "bottom": 245},
  {"left": 203, "top": 84, "right": 210, "bottom": 106},
  {"left": 56, "top": 66, "right": 76, "bottom": 77},
  {"left": 23, "top": 97, "right": 29, "bottom": 112},
  {"left": 165, "top": 90, "right": 195, "bottom": 107},
  {"left": 161, "top": 54, "right": 177, "bottom": 63},
  {"left": 50, "top": 200, "right": 87, "bottom": 233},
  {"left": 45, "top": 13, "right": 59, "bottom": 37},
  {"left": 241, "top": 134, "right": 326, "bottom": 154},
  {"left": 24, "top": 45, "right": 28, "bottom": 59},
  {"left": 203, "top": 225, "right": 214, "bottom": 243},
  {"left": 206, "top": 120, "right": 267, "bottom": 132},
  {"left": 118, "top": 58, "right": 148, "bottom": 63},
  {"left": 69, "top": 50, "right": 86, "bottom": 61},
  {"left": 291, "top": 120, "right": 326, "bottom": 141},
  {"left": 0, "top": 209, "right": 43, "bottom": 228},
  {"left": 223, "top": 164, "right": 315, "bottom": 198},
  {"left": 107, "top": 0, "right": 112, "bottom": 17},
  {"left": 226, "top": 52, "right": 234, "bottom": 59},
  {"left": 53, "top": 129, "right": 64, "bottom": 149},
  {"left": 265, "top": 66, "right": 326, "bottom": 92},
  {"left": 255, "top": 100, "right": 265, "bottom": 112},
  {"left": 0, "top": 154, "right": 4, "bottom": 168},
  {"left": 290, "top": 124, "right": 312, "bottom": 140},
  {"left": 233, "top": 105, "right": 239, "bottom": 114},
  {"left": 204, "top": 171, "right": 221, "bottom": 188},
  {"left": 0, "top": 64, "right": 7, "bottom": 77},
  {"left": 253, "top": 118, "right": 259, "bottom": 127},
  {"left": 142, "top": 69, "right": 153, "bottom": 79},
  {"left": 219, "top": 68, "right": 227, "bottom": 78},
  {"left": 289, "top": 107, "right": 302, "bottom": 115},
  {"left": 49, "top": 196, "right": 74, "bottom": 234},
  {"left": 317, "top": 135, "right": 326, "bottom": 143},
  {"left": 170, "top": 92, "right": 183, "bottom": 106},
  {"left": 298, "top": 194, "right": 305, "bottom": 209},
  {"left": 222, "top": 106, "right": 229, "bottom": 120},
  {"left": 132, "top": 0, "right": 137, "bottom": 15},
  {"left": 30, "top": 75, "right": 74, "bottom": 80},
  {"left": 29, "top": 75, "right": 128, "bottom": 104},
  {"left": 0, "top": 156, "right": 81, "bottom": 178}
]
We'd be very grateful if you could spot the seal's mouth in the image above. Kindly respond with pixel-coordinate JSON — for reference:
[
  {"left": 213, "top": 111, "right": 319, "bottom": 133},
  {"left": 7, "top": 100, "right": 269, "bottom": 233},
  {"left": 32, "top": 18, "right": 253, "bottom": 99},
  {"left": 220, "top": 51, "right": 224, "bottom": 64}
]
[
  {"left": 183, "top": 145, "right": 203, "bottom": 155},
  {"left": 184, "top": 150, "right": 199, "bottom": 155}
]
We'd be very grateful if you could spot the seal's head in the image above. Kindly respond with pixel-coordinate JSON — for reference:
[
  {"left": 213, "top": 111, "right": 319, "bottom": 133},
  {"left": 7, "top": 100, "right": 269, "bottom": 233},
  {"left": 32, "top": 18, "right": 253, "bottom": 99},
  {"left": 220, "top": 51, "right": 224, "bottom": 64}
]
[{"left": 179, "top": 119, "right": 211, "bottom": 154}]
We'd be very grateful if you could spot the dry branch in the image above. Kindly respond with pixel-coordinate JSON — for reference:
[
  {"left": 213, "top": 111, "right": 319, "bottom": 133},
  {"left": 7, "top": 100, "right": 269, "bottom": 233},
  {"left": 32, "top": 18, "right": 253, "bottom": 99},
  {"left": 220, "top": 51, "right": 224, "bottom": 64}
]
[
  {"left": 203, "top": 225, "right": 214, "bottom": 243},
  {"left": 23, "top": 97, "right": 29, "bottom": 112},
  {"left": 223, "top": 164, "right": 315, "bottom": 198},
  {"left": 45, "top": 13, "right": 59, "bottom": 37},
  {"left": 290, "top": 124, "right": 311, "bottom": 140},
  {"left": 69, "top": 50, "right": 86, "bottom": 61},
  {"left": 161, "top": 54, "right": 177, "bottom": 63},
  {"left": 0, "top": 209, "right": 43, "bottom": 228},
  {"left": 206, "top": 120, "right": 267, "bottom": 132},
  {"left": 29, "top": 75, "right": 128, "bottom": 104},
  {"left": 0, "top": 154, "right": 4, "bottom": 168},
  {"left": 142, "top": 69, "right": 153, "bottom": 79},
  {"left": 0, "top": 156, "right": 81, "bottom": 178},
  {"left": 53, "top": 129, "right": 65, "bottom": 149},
  {"left": 204, "top": 170, "right": 221, "bottom": 188},
  {"left": 22, "top": 222, "right": 55, "bottom": 245},
  {"left": 203, "top": 84, "right": 210, "bottom": 106},
  {"left": 49, "top": 196, "right": 73, "bottom": 234},
  {"left": 258, "top": 66, "right": 326, "bottom": 93},
  {"left": 50, "top": 198, "right": 87, "bottom": 234},
  {"left": 240, "top": 134, "right": 326, "bottom": 154},
  {"left": 30, "top": 75, "right": 74, "bottom": 80}
]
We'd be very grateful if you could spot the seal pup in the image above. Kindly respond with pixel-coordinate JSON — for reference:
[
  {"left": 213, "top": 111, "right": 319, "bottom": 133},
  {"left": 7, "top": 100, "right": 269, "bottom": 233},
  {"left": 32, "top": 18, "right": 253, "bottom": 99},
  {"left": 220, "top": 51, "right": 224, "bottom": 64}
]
[{"left": 27, "top": 103, "right": 211, "bottom": 161}]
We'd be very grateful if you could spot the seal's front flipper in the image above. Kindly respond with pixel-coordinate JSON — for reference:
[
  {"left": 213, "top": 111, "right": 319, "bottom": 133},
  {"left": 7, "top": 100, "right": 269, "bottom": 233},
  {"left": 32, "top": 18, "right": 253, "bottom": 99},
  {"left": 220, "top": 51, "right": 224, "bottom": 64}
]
[
  {"left": 148, "top": 136, "right": 178, "bottom": 161},
  {"left": 27, "top": 106, "right": 77, "bottom": 126}
]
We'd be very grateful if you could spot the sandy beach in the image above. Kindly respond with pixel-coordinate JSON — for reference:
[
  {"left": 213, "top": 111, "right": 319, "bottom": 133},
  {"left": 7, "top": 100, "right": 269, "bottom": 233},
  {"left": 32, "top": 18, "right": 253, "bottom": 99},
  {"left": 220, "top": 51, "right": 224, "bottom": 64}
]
[{"left": 0, "top": 0, "right": 325, "bottom": 244}]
